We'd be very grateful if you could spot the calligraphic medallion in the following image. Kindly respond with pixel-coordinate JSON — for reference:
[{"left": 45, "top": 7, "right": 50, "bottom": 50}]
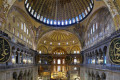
[
  {"left": 109, "top": 38, "right": 120, "bottom": 64},
  {"left": 0, "top": 37, "right": 11, "bottom": 63}
]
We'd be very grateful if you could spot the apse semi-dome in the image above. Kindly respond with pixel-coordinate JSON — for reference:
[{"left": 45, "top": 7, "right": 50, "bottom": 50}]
[
  {"left": 38, "top": 30, "right": 80, "bottom": 46},
  {"left": 25, "top": 0, "right": 94, "bottom": 27}
]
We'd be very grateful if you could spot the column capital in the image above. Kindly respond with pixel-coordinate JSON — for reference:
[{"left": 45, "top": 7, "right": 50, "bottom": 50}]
[
  {"left": 17, "top": 51, "right": 21, "bottom": 54},
  {"left": 12, "top": 50, "right": 17, "bottom": 53}
]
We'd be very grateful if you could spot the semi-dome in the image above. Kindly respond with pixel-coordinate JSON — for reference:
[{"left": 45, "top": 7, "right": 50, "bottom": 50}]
[
  {"left": 38, "top": 30, "right": 80, "bottom": 46},
  {"left": 25, "top": 0, "right": 94, "bottom": 27}
]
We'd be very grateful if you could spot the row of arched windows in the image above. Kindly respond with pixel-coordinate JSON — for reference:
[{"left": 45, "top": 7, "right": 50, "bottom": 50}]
[{"left": 85, "top": 46, "right": 107, "bottom": 65}]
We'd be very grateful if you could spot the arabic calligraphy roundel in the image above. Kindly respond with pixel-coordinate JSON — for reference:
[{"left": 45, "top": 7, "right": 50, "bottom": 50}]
[
  {"left": 0, "top": 37, "right": 11, "bottom": 63},
  {"left": 109, "top": 38, "right": 120, "bottom": 64}
]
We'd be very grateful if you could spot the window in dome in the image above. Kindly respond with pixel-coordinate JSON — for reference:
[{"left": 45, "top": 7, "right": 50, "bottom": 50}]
[
  {"left": 85, "top": 10, "right": 88, "bottom": 15},
  {"left": 58, "top": 21, "right": 60, "bottom": 25},
  {"left": 43, "top": 18, "right": 46, "bottom": 23},
  {"left": 54, "top": 20, "right": 57, "bottom": 25},
  {"left": 25, "top": 0, "right": 28, "bottom": 4},
  {"left": 69, "top": 19, "right": 72, "bottom": 24},
  {"left": 34, "top": 12, "right": 37, "bottom": 18},
  {"left": 87, "top": 7, "right": 90, "bottom": 12},
  {"left": 74, "top": 51, "right": 76, "bottom": 54},
  {"left": 91, "top": 0, "right": 94, "bottom": 4},
  {"left": 82, "top": 13, "right": 85, "bottom": 18},
  {"left": 26, "top": 3, "right": 29, "bottom": 8},
  {"left": 58, "top": 43, "right": 60, "bottom": 45},
  {"left": 47, "top": 19, "right": 50, "bottom": 24},
  {"left": 65, "top": 20, "right": 68, "bottom": 25},
  {"left": 31, "top": 9, "right": 34, "bottom": 15},
  {"left": 66, "top": 42, "right": 68, "bottom": 45},
  {"left": 61, "top": 21, "right": 64, "bottom": 25},
  {"left": 40, "top": 16, "right": 43, "bottom": 21},
  {"left": 79, "top": 15, "right": 82, "bottom": 20},
  {"left": 50, "top": 20, "right": 53, "bottom": 25},
  {"left": 77, "top": 51, "right": 79, "bottom": 54},
  {"left": 74, "top": 58, "right": 77, "bottom": 64},
  {"left": 29, "top": 7, "right": 31, "bottom": 12},
  {"left": 72, "top": 18, "right": 75, "bottom": 23},
  {"left": 76, "top": 16, "right": 79, "bottom": 22},
  {"left": 90, "top": 3, "right": 92, "bottom": 8},
  {"left": 37, "top": 14, "right": 40, "bottom": 20}
]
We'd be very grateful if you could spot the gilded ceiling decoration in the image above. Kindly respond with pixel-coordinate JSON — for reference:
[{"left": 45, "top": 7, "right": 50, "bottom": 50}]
[
  {"left": 25, "top": 0, "right": 94, "bottom": 27},
  {"left": 38, "top": 30, "right": 80, "bottom": 46}
]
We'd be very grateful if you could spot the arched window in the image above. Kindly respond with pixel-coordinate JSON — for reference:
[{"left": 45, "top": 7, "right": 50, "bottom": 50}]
[
  {"left": 69, "top": 19, "right": 72, "bottom": 24},
  {"left": 58, "top": 20, "right": 60, "bottom": 25},
  {"left": 50, "top": 20, "right": 53, "bottom": 25},
  {"left": 82, "top": 13, "right": 85, "bottom": 18},
  {"left": 74, "top": 58, "right": 77, "bottom": 64},
  {"left": 27, "top": 29, "right": 28, "bottom": 35},
  {"left": 40, "top": 16, "right": 43, "bottom": 21},
  {"left": 79, "top": 14, "right": 82, "bottom": 20},
  {"left": 57, "top": 66, "right": 61, "bottom": 71},
  {"left": 65, "top": 20, "right": 68, "bottom": 25},
  {"left": 53, "top": 59, "right": 56, "bottom": 64},
  {"left": 62, "top": 59, "right": 65, "bottom": 64},
  {"left": 57, "top": 59, "right": 61, "bottom": 64},
  {"left": 21, "top": 23, "right": 23, "bottom": 30},
  {"left": 37, "top": 14, "right": 40, "bottom": 19},
  {"left": 47, "top": 19, "right": 50, "bottom": 24},
  {"left": 43, "top": 18, "right": 46, "bottom": 23},
  {"left": 61, "top": 21, "right": 64, "bottom": 25},
  {"left": 72, "top": 18, "right": 75, "bottom": 23},
  {"left": 54, "top": 20, "right": 57, "bottom": 25}
]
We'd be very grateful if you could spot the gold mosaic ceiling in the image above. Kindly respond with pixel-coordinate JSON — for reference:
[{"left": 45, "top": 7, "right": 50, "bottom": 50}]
[
  {"left": 25, "top": 0, "right": 94, "bottom": 26},
  {"left": 38, "top": 30, "right": 80, "bottom": 46}
]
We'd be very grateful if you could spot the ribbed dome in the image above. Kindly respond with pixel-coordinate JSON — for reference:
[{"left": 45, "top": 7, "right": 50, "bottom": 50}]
[
  {"left": 25, "top": 0, "right": 94, "bottom": 27},
  {"left": 38, "top": 30, "right": 80, "bottom": 46}
]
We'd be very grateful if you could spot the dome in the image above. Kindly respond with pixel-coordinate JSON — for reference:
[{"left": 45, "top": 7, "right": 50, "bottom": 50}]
[
  {"left": 38, "top": 30, "right": 80, "bottom": 46},
  {"left": 25, "top": 0, "right": 94, "bottom": 27}
]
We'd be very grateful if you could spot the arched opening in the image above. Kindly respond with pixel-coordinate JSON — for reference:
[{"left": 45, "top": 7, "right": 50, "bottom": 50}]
[
  {"left": 101, "top": 73, "right": 106, "bottom": 80},
  {"left": 37, "top": 45, "right": 48, "bottom": 54},
  {"left": 103, "top": 46, "right": 107, "bottom": 65},
  {"left": 18, "top": 71, "right": 23, "bottom": 80},
  {"left": 70, "top": 46, "right": 81, "bottom": 54},
  {"left": 13, "top": 72, "right": 17, "bottom": 80}
]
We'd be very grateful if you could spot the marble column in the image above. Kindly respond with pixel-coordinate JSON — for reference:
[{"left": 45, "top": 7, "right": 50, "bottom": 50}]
[{"left": 17, "top": 51, "right": 21, "bottom": 64}]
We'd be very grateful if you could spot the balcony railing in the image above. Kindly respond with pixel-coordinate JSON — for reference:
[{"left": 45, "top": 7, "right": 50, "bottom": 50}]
[
  {"left": 81, "top": 64, "right": 120, "bottom": 72},
  {"left": 0, "top": 64, "right": 35, "bottom": 70}
]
